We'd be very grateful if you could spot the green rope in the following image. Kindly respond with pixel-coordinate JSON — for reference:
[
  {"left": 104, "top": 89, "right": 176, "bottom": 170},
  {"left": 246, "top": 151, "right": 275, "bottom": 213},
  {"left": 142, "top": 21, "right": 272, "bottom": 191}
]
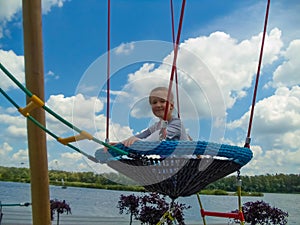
[
  {"left": 0, "top": 63, "right": 131, "bottom": 160},
  {"left": 0, "top": 87, "right": 99, "bottom": 162},
  {"left": 0, "top": 62, "right": 83, "bottom": 134},
  {"left": 0, "top": 87, "right": 19, "bottom": 109},
  {"left": 0, "top": 63, "right": 33, "bottom": 97}
]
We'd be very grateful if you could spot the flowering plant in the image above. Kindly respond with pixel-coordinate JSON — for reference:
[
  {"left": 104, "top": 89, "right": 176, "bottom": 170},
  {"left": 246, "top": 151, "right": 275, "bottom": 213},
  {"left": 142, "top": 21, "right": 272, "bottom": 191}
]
[
  {"left": 232, "top": 200, "right": 288, "bottom": 225},
  {"left": 117, "top": 193, "right": 190, "bottom": 225},
  {"left": 50, "top": 199, "right": 71, "bottom": 225}
]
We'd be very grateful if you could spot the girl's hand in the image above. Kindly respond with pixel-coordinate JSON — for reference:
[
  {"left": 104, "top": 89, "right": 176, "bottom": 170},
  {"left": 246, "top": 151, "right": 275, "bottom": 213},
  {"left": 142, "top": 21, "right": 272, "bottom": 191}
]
[{"left": 122, "top": 136, "right": 140, "bottom": 147}]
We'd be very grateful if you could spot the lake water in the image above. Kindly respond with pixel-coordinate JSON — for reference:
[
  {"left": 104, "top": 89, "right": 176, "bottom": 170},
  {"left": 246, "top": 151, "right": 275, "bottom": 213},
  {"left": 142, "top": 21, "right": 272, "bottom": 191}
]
[{"left": 0, "top": 181, "right": 299, "bottom": 224}]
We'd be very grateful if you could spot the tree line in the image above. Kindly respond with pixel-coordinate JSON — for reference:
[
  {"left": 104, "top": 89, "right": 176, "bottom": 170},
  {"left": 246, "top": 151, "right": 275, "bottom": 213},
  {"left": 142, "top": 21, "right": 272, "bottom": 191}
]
[
  {"left": 206, "top": 173, "right": 300, "bottom": 193},
  {"left": 0, "top": 166, "right": 299, "bottom": 193}
]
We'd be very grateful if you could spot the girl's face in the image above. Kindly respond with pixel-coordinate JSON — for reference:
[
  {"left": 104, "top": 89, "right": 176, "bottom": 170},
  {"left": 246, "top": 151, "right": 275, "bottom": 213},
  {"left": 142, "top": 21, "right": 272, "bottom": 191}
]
[{"left": 149, "top": 90, "right": 173, "bottom": 120}]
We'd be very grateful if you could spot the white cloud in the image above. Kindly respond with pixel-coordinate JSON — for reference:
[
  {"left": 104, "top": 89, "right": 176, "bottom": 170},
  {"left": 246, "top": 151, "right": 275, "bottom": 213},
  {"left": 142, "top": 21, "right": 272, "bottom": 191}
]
[
  {"left": 61, "top": 152, "right": 83, "bottom": 161},
  {"left": 225, "top": 24, "right": 299, "bottom": 175},
  {"left": 272, "top": 39, "right": 300, "bottom": 88},
  {"left": 12, "top": 148, "right": 28, "bottom": 162},
  {"left": 46, "top": 70, "right": 60, "bottom": 80},
  {"left": 45, "top": 93, "right": 104, "bottom": 133},
  {"left": 115, "top": 42, "right": 135, "bottom": 55},
  {"left": 0, "top": 113, "right": 24, "bottom": 126},
  {"left": 121, "top": 28, "right": 283, "bottom": 127},
  {"left": 44, "top": 93, "right": 135, "bottom": 148},
  {"left": 0, "top": 142, "right": 28, "bottom": 167},
  {"left": 48, "top": 151, "right": 116, "bottom": 173},
  {"left": 48, "top": 152, "right": 86, "bottom": 171},
  {"left": 0, "top": 0, "right": 68, "bottom": 19},
  {"left": 178, "top": 28, "right": 283, "bottom": 109},
  {"left": 0, "top": 0, "right": 68, "bottom": 38},
  {"left": 229, "top": 86, "right": 300, "bottom": 136},
  {"left": 42, "top": 0, "right": 68, "bottom": 14},
  {"left": 243, "top": 144, "right": 300, "bottom": 175},
  {"left": 0, "top": 49, "right": 25, "bottom": 90},
  {"left": 0, "top": 0, "right": 21, "bottom": 22},
  {"left": 0, "top": 113, "right": 26, "bottom": 137},
  {"left": 0, "top": 142, "right": 13, "bottom": 156},
  {"left": 6, "top": 125, "right": 26, "bottom": 137},
  {"left": 229, "top": 85, "right": 300, "bottom": 174}
]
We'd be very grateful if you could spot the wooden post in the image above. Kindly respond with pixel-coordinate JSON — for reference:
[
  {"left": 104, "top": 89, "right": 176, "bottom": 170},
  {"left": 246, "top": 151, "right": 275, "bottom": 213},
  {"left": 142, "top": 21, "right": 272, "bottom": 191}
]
[{"left": 22, "top": 1, "right": 51, "bottom": 225}]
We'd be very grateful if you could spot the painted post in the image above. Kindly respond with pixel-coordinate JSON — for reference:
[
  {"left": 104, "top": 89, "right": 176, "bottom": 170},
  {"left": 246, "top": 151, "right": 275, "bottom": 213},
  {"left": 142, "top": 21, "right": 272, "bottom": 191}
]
[{"left": 22, "top": 1, "right": 51, "bottom": 225}]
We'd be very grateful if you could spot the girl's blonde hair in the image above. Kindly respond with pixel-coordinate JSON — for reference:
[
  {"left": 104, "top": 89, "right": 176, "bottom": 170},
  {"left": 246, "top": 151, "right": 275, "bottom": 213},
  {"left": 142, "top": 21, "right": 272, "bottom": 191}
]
[{"left": 149, "top": 87, "right": 174, "bottom": 103}]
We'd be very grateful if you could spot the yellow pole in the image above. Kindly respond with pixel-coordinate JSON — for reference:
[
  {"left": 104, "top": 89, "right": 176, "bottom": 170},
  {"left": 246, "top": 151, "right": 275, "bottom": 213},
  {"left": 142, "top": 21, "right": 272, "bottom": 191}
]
[
  {"left": 237, "top": 179, "right": 245, "bottom": 225},
  {"left": 22, "top": 1, "right": 51, "bottom": 225},
  {"left": 196, "top": 193, "right": 207, "bottom": 225}
]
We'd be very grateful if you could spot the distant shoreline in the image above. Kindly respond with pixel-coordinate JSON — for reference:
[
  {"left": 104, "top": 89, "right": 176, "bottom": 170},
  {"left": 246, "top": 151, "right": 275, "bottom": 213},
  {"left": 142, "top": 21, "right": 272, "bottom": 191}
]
[
  {"left": 0, "top": 180, "right": 263, "bottom": 197},
  {"left": 1, "top": 166, "right": 299, "bottom": 194}
]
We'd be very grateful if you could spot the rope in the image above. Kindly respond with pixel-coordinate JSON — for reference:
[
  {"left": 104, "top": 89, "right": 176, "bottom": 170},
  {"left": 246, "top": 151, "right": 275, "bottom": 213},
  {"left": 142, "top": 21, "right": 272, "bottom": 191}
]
[
  {"left": 244, "top": 0, "right": 271, "bottom": 148},
  {"left": 0, "top": 87, "right": 96, "bottom": 162},
  {"left": 170, "top": 0, "right": 181, "bottom": 118},
  {"left": 163, "top": 0, "right": 186, "bottom": 123},
  {"left": 0, "top": 63, "right": 133, "bottom": 161},
  {"left": 0, "top": 202, "right": 31, "bottom": 207},
  {"left": 106, "top": 0, "right": 111, "bottom": 142}
]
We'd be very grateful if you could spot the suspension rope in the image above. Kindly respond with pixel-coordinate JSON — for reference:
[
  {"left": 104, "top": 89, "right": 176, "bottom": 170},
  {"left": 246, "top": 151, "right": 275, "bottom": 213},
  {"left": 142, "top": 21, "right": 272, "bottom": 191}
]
[
  {"left": 244, "top": 0, "right": 271, "bottom": 148},
  {"left": 170, "top": 0, "right": 181, "bottom": 118},
  {"left": 105, "top": 0, "right": 111, "bottom": 142},
  {"left": 0, "top": 63, "right": 134, "bottom": 161},
  {"left": 163, "top": 0, "right": 186, "bottom": 122}
]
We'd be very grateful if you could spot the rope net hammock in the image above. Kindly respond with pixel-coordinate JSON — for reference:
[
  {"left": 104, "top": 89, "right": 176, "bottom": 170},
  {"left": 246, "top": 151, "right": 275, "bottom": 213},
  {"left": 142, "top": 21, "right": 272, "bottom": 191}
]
[{"left": 96, "top": 140, "right": 252, "bottom": 199}]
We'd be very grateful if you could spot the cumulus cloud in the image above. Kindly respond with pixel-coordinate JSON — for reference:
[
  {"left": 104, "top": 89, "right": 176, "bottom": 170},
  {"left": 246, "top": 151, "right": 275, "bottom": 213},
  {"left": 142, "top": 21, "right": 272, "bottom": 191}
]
[
  {"left": 177, "top": 28, "right": 283, "bottom": 109},
  {"left": 0, "top": 49, "right": 25, "bottom": 90},
  {"left": 229, "top": 86, "right": 300, "bottom": 137},
  {"left": 0, "top": 0, "right": 21, "bottom": 38},
  {"left": 272, "top": 39, "right": 300, "bottom": 88},
  {"left": 0, "top": 142, "right": 28, "bottom": 167},
  {"left": 45, "top": 93, "right": 104, "bottom": 133},
  {"left": 229, "top": 86, "right": 300, "bottom": 174},
  {"left": 119, "top": 28, "right": 283, "bottom": 130},
  {"left": 46, "top": 70, "right": 60, "bottom": 80},
  {"left": 245, "top": 147, "right": 300, "bottom": 175},
  {"left": 61, "top": 152, "right": 83, "bottom": 161},
  {"left": 0, "top": 142, "right": 13, "bottom": 156},
  {"left": 0, "top": 113, "right": 26, "bottom": 138},
  {"left": 6, "top": 125, "right": 27, "bottom": 137},
  {"left": 44, "top": 93, "right": 135, "bottom": 145},
  {"left": 0, "top": 0, "right": 21, "bottom": 22},
  {"left": 12, "top": 148, "right": 28, "bottom": 162},
  {"left": 48, "top": 151, "right": 116, "bottom": 173},
  {"left": 0, "top": 0, "right": 68, "bottom": 38},
  {"left": 115, "top": 42, "right": 135, "bottom": 55},
  {"left": 48, "top": 152, "right": 85, "bottom": 171},
  {"left": 42, "top": 0, "right": 67, "bottom": 14}
]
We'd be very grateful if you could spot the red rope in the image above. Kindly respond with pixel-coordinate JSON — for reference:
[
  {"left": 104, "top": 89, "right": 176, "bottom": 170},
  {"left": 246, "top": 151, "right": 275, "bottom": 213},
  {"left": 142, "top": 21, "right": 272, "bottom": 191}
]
[
  {"left": 170, "top": 0, "right": 181, "bottom": 118},
  {"left": 105, "top": 0, "right": 111, "bottom": 142},
  {"left": 244, "top": 0, "right": 270, "bottom": 148},
  {"left": 163, "top": 0, "right": 186, "bottom": 122}
]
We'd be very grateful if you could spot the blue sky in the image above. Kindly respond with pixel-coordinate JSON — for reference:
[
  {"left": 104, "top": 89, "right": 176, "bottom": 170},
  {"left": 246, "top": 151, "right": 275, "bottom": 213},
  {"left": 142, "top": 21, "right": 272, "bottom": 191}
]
[{"left": 0, "top": 0, "right": 300, "bottom": 175}]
